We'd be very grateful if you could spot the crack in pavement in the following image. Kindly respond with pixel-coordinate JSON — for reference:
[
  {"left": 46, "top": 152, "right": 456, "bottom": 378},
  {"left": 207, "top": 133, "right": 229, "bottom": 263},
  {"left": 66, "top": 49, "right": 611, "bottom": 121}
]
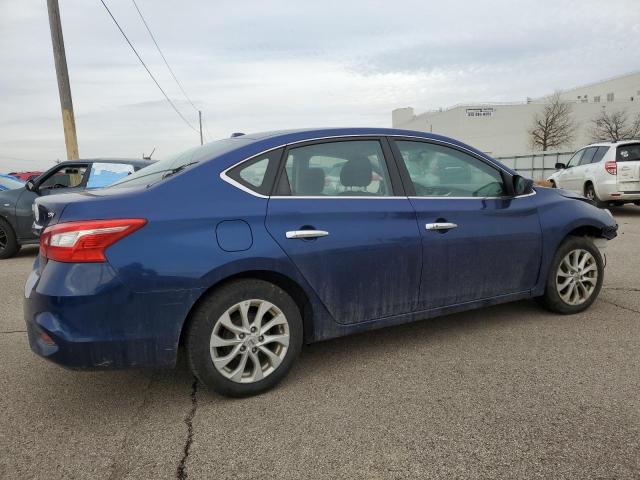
[
  {"left": 176, "top": 377, "right": 198, "bottom": 480},
  {"left": 603, "top": 286, "right": 640, "bottom": 293},
  {"left": 0, "top": 330, "right": 26, "bottom": 334},
  {"left": 600, "top": 298, "right": 640, "bottom": 315}
]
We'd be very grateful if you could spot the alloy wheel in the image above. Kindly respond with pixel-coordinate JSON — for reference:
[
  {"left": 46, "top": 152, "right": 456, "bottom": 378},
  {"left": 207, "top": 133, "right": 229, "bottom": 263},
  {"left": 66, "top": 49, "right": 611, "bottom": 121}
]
[
  {"left": 555, "top": 249, "right": 598, "bottom": 305},
  {"left": 585, "top": 186, "right": 595, "bottom": 200},
  {"left": 209, "top": 299, "right": 290, "bottom": 383}
]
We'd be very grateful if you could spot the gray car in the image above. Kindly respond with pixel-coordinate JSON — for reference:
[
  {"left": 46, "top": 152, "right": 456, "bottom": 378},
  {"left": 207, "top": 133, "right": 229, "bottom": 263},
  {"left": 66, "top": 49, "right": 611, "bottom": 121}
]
[{"left": 0, "top": 158, "right": 152, "bottom": 259}]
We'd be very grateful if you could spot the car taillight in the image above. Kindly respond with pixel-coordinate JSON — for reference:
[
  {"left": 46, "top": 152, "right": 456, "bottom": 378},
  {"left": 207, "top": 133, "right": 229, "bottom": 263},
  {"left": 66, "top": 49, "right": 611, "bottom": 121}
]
[
  {"left": 605, "top": 161, "right": 617, "bottom": 175},
  {"left": 39, "top": 218, "right": 146, "bottom": 263}
]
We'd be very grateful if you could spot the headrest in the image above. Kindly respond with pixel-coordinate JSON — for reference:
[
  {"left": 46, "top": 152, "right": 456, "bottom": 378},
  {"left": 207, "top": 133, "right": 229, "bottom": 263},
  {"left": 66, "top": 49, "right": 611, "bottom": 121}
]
[
  {"left": 297, "top": 167, "right": 325, "bottom": 195},
  {"left": 340, "top": 156, "right": 372, "bottom": 188}
]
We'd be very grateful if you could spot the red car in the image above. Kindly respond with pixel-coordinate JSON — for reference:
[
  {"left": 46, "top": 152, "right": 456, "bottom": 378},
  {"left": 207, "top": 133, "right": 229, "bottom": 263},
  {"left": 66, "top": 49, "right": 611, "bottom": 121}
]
[{"left": 8, "top": 171, "right": 43, "bottom": 182}]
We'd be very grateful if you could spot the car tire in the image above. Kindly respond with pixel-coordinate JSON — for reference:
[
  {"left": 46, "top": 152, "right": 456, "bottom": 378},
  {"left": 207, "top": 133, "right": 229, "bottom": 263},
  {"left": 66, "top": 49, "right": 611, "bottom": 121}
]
[
  {"left": 550, "top": 180, "right": 557, "bottom": 188},
  {"left": 584, "top": 183, "right": 606, "bottom": 208},
  {"left": 0, "top": 218, "right": 20, "bottom": 259},
  {"left": 538, "top": 236, "right": 604, "bottom": 315},
  {"left": 185, "top": 279, "right": 303, "bottom": 397},
  {"left": 634, "top": 201, "right": 640, "bottom": 206}
]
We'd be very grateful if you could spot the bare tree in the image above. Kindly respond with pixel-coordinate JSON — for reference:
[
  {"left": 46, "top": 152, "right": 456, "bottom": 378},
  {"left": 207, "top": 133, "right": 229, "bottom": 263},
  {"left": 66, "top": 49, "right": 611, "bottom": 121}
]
[
  {"left": 589, "top": 108, "right": 640, "bottom": 142},
  {"left": 528, "top": 92, "right": 577, "bottom": 151}
]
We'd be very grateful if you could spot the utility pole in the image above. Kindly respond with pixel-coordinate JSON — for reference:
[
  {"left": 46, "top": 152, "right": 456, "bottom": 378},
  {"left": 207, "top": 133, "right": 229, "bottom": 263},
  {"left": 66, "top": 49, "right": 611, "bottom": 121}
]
[
  {"left": 198, "top": 110, "right": 203, "bottom": 145},
  {"left": 47, "top": 0, "right": 79, "bottom": 160}
]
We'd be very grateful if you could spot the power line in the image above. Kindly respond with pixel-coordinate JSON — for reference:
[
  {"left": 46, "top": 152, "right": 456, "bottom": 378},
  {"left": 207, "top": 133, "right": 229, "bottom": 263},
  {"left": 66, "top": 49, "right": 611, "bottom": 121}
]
[
  {"left": 131, "top": 0, "right": 199, "bottom": 113},
  {"left": 99, "top": 0, "right": 199, "bottom": 134}
]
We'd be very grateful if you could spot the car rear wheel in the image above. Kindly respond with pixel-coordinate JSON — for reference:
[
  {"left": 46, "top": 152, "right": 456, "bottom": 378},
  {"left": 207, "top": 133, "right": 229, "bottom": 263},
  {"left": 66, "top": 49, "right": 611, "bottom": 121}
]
[
  {"left": 538, "top": 236, "right": 604, "bottom": 314},
  {"left": 0, "top": 218, "right": 20, "bottom": 259},
  {"left": 584, "top": 183, "right": 606, "bottom": 208},
  {"left": 185, "top": 279, "right": 303, "bottom": 397}
]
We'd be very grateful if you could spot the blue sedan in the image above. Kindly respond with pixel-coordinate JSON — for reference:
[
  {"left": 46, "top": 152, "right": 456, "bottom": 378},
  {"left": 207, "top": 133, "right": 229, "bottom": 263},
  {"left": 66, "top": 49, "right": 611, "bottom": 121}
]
[{"left": 25, "top": 128, "right": 617, "bottom": 397}]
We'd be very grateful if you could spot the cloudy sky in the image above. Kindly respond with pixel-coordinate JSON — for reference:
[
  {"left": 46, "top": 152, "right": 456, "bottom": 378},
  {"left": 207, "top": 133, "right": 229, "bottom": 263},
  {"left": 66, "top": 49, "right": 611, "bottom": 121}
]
[{"left": 1, "top": 0, "right": 639, "bottom": 170}]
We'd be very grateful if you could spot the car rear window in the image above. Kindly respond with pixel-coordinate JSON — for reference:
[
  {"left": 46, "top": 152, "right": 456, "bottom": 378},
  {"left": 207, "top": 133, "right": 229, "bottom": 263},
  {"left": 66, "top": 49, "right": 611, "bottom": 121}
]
[
  {"left": 616, "top": 143, "right": 640, "bottom": 162},
  {"left": 110, "top": 138, "right": 248, "bottom": 188}
]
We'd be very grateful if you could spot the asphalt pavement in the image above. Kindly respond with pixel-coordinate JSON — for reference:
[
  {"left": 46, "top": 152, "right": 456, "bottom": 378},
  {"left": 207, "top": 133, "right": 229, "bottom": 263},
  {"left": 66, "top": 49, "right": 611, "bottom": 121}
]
[{"left": 1, "top": 206, "right": 639, "bottom": 479}]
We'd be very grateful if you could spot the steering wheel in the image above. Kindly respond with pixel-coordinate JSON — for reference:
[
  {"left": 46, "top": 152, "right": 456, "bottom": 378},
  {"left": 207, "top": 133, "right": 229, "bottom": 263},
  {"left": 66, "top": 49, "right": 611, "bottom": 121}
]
[
  {"left": 472, "top": 182, "right": 503, "bottom": 197},
  {"left": 415, "top": 184, "right": 452, "bottom": 197}
]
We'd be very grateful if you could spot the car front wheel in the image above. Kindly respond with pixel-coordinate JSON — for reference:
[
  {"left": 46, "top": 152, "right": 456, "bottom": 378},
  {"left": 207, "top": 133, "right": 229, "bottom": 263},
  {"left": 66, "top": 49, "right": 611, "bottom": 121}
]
[
  {"left": 538, "top": 236, "right": 604, "bottom": 314},
  {"left": 584, "top": 183, "right": 606, "bottom": 208},
  {"left": 186, "top": 279, "right": 303, "bottom": 397}
]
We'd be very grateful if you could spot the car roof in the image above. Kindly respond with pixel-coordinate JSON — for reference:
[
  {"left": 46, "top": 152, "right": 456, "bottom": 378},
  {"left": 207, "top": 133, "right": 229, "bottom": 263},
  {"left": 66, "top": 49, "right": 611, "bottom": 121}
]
[
  {"left": 239, "top": 127, "right": 497, "bottom": 159},
  {"left": 581, "top": 139, "right": 640, "bottom": 148}
]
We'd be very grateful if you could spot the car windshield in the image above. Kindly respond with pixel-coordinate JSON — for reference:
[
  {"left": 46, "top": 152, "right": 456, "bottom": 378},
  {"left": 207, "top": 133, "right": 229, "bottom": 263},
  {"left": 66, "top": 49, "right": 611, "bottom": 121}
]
[
  {"left": 109, "top": 138, "right": 245, "bottom": 188},
  {"left": 0, "top": 175, "right": 25, "bottom": 190}
]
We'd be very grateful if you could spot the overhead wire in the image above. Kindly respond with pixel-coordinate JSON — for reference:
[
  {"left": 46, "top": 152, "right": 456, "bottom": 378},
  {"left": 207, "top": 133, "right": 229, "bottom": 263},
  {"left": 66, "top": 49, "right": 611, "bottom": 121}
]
[
  {"left": 131, "top": 0, "right": 199, "bottom": 113},
  {"left": 99, "top": 0, "right": 200, "bottom": 134},
  {"left": 130, "top": 0, "right": 213, "bottom": 141}
]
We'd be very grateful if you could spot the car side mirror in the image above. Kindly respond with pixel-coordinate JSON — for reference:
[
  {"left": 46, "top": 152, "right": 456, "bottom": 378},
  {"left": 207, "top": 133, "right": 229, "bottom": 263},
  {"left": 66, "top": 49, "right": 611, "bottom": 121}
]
[
  {"left": 25, "top": 179, "right": 38, "bottom": 193},
  {"left": 555, "top": 162, "right": 566, "bottom": 169},
  {"left": 513, "top": 175, "right": 534, "bottom": 196}
]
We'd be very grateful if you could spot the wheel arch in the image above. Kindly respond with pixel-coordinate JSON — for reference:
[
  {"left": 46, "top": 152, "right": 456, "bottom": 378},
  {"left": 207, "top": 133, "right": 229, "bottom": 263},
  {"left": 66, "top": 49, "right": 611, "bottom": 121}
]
[{"left": 178, "top": 269, "right": 314, "bottom": 348}]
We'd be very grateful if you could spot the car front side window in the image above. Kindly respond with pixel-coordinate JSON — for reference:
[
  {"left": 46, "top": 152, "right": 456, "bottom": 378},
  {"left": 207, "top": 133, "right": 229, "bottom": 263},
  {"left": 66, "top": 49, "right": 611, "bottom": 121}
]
[
  {"left": 280, "top": 140, "right": 392, "bottom": 197},
  {"left": 566, "top": 150, "right": 583, "bottom": 168},
  {"left": 39, "top": 165, "right": 88, "bottom": 190},
  {"left": 394, "top": 140, "right": 505, "bottom": 198}
]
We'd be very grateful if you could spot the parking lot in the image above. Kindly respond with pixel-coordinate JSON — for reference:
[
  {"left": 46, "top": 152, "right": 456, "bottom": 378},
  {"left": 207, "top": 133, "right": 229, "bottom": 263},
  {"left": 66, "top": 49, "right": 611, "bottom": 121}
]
[{"left": 0, "top": 206, "right": 638, "bottom": 479}]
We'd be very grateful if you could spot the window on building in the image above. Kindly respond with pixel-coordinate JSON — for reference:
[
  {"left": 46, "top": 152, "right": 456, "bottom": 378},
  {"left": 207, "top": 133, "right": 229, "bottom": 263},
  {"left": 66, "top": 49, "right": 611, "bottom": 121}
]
[
  {"left": 606, "top": 92, "right": 614, "bottom": 102},
  {"left": 593, "top": 96, "right": 600, "bottom": 103}
]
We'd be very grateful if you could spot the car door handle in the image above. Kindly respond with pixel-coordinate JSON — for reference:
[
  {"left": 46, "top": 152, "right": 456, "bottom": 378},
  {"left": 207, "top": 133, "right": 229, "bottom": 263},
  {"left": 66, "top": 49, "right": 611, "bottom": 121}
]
[
  {"left": 286, "top": 230, "right": 329, "bottom": 239},
  {"left": 425, "top": 222, "right": 458, "bottom": 231}
]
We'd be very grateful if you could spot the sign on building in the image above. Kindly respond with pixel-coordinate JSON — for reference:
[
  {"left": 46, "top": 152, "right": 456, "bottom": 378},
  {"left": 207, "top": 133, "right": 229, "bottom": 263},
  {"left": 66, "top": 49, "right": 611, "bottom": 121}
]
[{"left": 466, "top": 107, "right": 494, "bottom": 117}]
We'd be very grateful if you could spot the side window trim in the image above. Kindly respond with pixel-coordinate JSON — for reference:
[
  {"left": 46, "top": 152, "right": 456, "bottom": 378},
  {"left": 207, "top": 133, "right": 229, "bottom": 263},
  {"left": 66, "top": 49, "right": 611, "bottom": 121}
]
[
  {"left": 387, "top": 137, "right": 510, "bottom": 198},
  {"left": 272, "top": 136, "right": 405, "bottom": 198}
]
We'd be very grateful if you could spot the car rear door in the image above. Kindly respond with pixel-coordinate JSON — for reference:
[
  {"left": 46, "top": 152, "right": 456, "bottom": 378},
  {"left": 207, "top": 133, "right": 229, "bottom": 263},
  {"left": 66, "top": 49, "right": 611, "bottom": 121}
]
[
  {"left": 390, "top": 138, "right": 542, "bottom": 310},
  {"left": 265, "top": 137, "right": 422, "bottom": 324},
  {"left": 615, "top": 143, "right": 640, "bottom": 193}
]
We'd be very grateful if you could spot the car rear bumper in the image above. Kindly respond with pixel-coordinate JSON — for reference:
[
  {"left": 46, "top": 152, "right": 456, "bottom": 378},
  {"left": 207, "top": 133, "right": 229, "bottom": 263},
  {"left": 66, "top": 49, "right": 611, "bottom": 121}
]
[
  {"left": 596, "top": 179, "right": 640, "bottom": 201},
  {"left": 23, "top": 258, "right": 200, "bottom": 369}
]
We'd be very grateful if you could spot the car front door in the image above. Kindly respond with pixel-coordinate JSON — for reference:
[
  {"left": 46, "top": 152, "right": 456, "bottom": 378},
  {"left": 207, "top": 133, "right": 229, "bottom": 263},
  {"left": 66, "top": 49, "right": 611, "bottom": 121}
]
[
  {"left": 390, "top": 138, "right": 543, "bottom": 310},
  {"left": 15, "top": 163, "right": 89, "bottom": 239},
  {"left": 265, "top": 138, "right": 422, "bottom": 324},
  {"left": 557, "top": 149, "right": 584, "bottom": 192}
]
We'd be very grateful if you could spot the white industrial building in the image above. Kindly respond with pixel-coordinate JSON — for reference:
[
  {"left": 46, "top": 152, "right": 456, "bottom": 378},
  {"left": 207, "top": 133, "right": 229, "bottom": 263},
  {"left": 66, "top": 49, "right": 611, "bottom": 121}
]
[{"left": 392, "top": 71, "right": 640, "bottom": 157}]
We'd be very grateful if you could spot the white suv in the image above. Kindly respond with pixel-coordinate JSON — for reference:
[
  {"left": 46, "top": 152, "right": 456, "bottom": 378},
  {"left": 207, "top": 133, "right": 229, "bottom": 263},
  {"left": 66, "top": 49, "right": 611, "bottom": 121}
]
[{"left": 548, "top": 141, "right": 640, "bottom": 208}]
